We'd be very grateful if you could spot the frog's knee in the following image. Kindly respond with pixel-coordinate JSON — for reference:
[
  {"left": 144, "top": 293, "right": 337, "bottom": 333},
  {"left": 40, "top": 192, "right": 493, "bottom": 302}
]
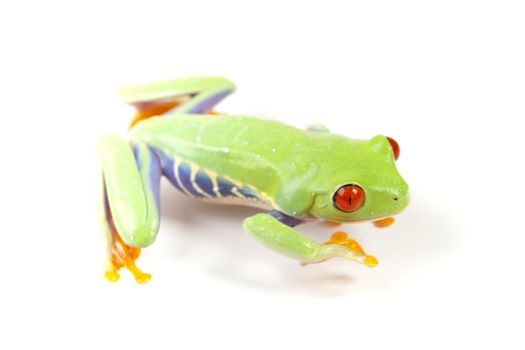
[{"left": 119, "top": 223, "right": 159, "bottom": 248}]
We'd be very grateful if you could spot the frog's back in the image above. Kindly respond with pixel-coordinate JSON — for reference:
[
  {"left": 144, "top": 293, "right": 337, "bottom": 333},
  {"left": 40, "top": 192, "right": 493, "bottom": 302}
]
[
  {"left": 130, "top": 114, "right": 342, "bottom": 207},
  {"left": 131, "top": 114, "right": 317, "bottom": 157}
]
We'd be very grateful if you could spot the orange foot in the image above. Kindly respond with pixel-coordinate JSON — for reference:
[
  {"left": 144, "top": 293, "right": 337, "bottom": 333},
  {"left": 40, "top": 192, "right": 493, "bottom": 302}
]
[
  {"left": 323, "top": 232, "right": 378, "bottom": 267},
  {"left": 373, "top": 217, "right": 395, "bottom": 228},
  {"left": 105, "top": 232, "right": 151, "bottom": 284},
  {"left": 324, "top": 220, "right": 342, "bottom": 227}
]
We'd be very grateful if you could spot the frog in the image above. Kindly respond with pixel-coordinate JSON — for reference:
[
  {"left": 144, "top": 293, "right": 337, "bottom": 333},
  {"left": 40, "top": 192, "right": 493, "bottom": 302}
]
[{"left": 97, "top": 76, "right": 410, "bottom": 283}]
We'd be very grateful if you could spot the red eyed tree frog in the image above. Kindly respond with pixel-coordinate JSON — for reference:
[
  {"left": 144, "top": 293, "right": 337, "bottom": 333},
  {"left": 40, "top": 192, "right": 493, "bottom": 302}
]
[{"left": 97, "top": 77, "right": 410, "bottom": 283}]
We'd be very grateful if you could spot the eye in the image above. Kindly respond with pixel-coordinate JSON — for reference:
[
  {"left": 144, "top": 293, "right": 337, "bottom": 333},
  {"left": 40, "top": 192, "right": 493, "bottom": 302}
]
[
  {"left": 333, "top": 184, "right": 365, "bottom": 212},
  {"left": 386, "top": 136, "right": 400, "bottom": 160}
]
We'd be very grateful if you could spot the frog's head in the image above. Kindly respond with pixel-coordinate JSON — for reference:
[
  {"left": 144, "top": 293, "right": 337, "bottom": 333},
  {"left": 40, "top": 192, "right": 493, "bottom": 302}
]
[{"left": 309, "top": 135, "right": 409, "bottom": 222}]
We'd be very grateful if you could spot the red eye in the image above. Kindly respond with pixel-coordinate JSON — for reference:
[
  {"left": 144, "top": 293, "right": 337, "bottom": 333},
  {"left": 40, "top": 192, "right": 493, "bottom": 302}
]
[
  {"left": 333, "top": 184, "right": 365, "bottom": 212},
  {"left": 386, "top": 136, "right": 400, "bottom": 160}
]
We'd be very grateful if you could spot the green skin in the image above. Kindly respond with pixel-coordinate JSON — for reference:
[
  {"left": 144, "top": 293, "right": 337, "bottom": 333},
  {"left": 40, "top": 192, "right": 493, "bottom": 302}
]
[{"left": 97, "top": 77, "right": 409, "bottom": 277}]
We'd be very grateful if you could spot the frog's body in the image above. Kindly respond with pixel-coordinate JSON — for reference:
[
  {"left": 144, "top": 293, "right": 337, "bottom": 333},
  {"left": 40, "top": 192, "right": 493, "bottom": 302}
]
[
  {"left": 130, "top": 115, "right": 296, "bottom": 212},
  {"left": 97, "top": 77, "right": 410, "bottom": 283}
]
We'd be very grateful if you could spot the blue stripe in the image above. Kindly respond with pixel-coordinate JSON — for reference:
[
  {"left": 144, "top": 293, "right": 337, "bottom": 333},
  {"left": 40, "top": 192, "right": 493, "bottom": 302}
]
[
  {"left": 133, "top": 146, "right": 162, "bottom": 211},
  {"left": 217, "top": 177, "right": 235, "bottom": 196},
  {"left": 237, "top": 187, "right": 259, "bottom": 200},
  {"left": 149, "top": 147, "right": 262, "bottom": 201},
  {"left": 269, "top": 210, "right": 302, "bottom": 227},
  {"left": 152, "top": 148, "right": 184, "bottom": 193},
  {"left": 145, "top": 147, "right": 162, "bottom": 209},
  {"left": 187, "top": 89, "right": 233, "bottom": 114},
  {"left": 194, "top": 169, "right": 216, "bottom": 197},
  {"left": 177, "top": 162, "right": 204, "bottom": 197}
]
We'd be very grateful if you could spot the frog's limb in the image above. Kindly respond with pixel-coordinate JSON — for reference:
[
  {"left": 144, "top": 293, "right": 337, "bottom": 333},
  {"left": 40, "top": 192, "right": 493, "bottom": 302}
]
[
  {"left": 373, "top": 217, "right": 395, "bottom": 228},
  {"left": 119, "top": 76, "right": 236, "bottom": 115},
  {"left": 128, "top": 97, "right": 188, "bottom": 129},
  {"left": 325, "top": 220, "right": 342, "bottom": 227},
  {"left": 97, "top": 136, "right": 161, "bottom": 283},
  {"left": 243, "top": 213, "right": 376, "bottom": 267},
  {"left": 323, "top": 232, "right": 378, "bottom": 267}
]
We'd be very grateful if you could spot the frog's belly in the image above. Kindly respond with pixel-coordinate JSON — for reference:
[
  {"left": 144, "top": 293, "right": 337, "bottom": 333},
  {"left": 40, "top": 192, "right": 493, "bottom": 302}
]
[{"left": 153, "top": 147, "right": 273, "bottom": 210}]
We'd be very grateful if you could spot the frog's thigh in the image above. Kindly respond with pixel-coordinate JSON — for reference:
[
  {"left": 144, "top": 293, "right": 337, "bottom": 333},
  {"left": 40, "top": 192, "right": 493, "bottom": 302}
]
[
  {"left": 119, "top": 76, "right": 236, "bottom": 114},
  {"left": 97, "top": 135, "right": 161, "bottom": 247},
  {"left": 243, "top": 213, "right": 323, "bottom": 262}
]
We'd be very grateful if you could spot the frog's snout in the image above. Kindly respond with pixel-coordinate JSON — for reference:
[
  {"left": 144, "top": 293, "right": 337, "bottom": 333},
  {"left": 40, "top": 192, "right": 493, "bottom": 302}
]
[
  {"left": 393, "top": 182, "right": 409, "bottom": 201},
  {"left": 394, "top": 190, "right": 410, "bottom": 212}
]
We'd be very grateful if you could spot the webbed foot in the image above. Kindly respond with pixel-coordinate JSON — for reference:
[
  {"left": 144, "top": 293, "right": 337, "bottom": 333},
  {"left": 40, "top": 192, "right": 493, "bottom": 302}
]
[
  {"left": 105, "top": 231, "right": 151, "bottom": 284},
  {"left": 301, "top": 232, "right": 378, "bottom": 267}
]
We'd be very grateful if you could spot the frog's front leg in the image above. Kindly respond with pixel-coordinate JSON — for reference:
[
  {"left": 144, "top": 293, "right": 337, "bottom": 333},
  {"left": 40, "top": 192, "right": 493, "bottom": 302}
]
[
  {"left": 243, "top": 212, "right": 377, "bottom": 267},
  {"left": 97, "top": 136, "right": 161, "bottom": 283}
]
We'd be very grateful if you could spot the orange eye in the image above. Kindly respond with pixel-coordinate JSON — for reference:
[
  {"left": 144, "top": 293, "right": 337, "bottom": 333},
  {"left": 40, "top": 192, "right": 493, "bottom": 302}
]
[
  {"left": 386, "top": 136, "right": 400, "bottom": 160},
  {"left": 333, "top": 184, "right": 365, "bottom": 212}
]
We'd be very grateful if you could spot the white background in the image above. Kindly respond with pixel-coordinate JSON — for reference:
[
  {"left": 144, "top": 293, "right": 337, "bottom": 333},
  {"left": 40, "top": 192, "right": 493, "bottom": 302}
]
[{"left": 1, "top": 1, "right": 524, "bottom": 349}]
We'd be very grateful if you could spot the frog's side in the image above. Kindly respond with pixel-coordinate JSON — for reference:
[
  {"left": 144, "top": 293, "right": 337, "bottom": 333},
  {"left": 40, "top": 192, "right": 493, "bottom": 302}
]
[{"left": 97, "top": 77, "right": 410, "bottom": 283}]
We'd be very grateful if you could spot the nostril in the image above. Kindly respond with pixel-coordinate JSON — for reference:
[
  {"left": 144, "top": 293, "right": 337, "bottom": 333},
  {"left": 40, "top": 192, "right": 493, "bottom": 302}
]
[{"left": 393, "top": 197, "right": 399, "bottom": 202}]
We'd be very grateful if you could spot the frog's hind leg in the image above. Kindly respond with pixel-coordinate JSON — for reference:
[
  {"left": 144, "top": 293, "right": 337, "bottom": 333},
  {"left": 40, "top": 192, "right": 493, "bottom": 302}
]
[
  {"left": 97, "top": 136, "right": 162, "bottom": 283},
  {"left": 121, "top": 76, "right": 236, "bottom": 128},
  {"left": 128, "top": 96, "right": 190, "bottom": 129},
  {"left": 101, "top": 185, "right": 148, "bottom": 283}
]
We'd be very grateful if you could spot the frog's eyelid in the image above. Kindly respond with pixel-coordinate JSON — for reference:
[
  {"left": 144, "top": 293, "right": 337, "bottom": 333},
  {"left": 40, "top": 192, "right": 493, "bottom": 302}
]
[{"left": 386, "top": 136, "right": 400, "bottom": 160}]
